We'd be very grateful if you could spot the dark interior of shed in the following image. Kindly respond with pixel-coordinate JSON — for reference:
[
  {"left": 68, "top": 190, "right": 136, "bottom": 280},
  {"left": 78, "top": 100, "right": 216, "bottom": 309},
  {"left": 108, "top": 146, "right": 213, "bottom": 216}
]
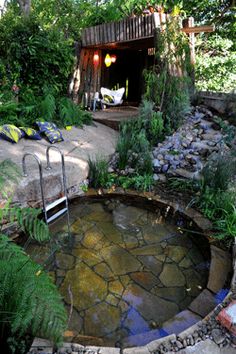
[{"left": 101, "top": 48, "right": 154, "bottom": 105}]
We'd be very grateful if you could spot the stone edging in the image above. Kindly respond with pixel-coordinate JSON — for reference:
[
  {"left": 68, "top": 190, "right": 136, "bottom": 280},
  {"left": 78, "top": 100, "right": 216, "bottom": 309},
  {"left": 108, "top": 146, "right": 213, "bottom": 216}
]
[{"left": 29, "top": 188, "right": 236, "bottom": 354}]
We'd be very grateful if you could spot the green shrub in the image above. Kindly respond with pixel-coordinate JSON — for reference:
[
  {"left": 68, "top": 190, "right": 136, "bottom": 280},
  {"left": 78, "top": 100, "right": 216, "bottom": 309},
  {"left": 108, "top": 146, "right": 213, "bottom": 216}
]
[
  {"left": 139, "top": 99, "right": 164, "bottom": 145},
  {"left": 201, "top": 150, "right": 236, "bottom": 192},
  {"left": 191, "top": 150, "right": 236, "bottom": 244},
  {"left": 88, "top": 157, "right": 110, "bottom": 188},
  {"left": 0, "top": 17, "right": 74, "bottom": 96},
  {"left": 116, "top": 174, "right": 153, "bottom": 192},
  {"left": 195, "top": 35, "right": 236, "bottom": 92},
  {"left": 116, "top": 121, "right": 152, "bottom": 175}
]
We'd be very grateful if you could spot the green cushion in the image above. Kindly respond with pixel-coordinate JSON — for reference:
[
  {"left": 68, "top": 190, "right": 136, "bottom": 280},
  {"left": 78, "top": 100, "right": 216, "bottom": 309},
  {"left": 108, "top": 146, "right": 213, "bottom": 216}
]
[
  {"left": 20, "top": 127, "right": 42, "bottom": 140},
  {"left": 0, "top": 124, "right": 23, "bottom": 143}
]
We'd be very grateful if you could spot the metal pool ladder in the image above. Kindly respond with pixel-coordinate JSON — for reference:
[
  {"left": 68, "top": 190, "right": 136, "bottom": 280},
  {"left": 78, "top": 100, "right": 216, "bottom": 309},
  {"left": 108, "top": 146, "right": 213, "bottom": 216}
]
[{"left": 22, "top": 147, "right": 70, "bottom": 234}]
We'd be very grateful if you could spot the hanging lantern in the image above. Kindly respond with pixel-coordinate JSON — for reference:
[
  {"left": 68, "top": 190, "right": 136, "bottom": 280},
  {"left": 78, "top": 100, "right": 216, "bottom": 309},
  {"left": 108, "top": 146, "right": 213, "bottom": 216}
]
[
  {"left": 111, "top": 54, "right": 117, "bottom": 63},
  {"left": 93, "top": 51, "right": 99, "bottom": 66},
  {"left": 104, "top": 54, "right": 112, "bottom": 67}
]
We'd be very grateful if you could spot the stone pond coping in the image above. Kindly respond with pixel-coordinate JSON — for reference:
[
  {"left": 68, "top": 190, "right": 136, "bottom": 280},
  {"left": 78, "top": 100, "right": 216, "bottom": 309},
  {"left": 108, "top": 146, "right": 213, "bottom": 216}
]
[{"left": 28, "top": 188, "right": 236, "bottom": 353}]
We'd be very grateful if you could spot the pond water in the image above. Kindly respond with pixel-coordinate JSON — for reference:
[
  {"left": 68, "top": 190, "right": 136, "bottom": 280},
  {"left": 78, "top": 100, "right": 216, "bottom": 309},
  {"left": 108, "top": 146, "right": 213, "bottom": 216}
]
[{"left": 27, "top": 198, "right": 210, "bottom": 347}]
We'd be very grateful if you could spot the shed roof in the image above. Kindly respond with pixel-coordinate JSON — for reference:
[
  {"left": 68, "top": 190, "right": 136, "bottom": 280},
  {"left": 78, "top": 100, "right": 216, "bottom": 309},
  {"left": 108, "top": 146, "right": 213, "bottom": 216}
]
[{"left": 81, "top": 13, "right": 166, "bottom": 49}]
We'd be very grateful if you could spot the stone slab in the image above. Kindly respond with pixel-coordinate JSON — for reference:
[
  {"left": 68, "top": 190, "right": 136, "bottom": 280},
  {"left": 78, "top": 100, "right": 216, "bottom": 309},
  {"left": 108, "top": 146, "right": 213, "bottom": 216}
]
[
  {"left": 85, "top": 346, "right": 120, "bottom": 353},
  {"left": 188, "top": 289, "right": 218, "bottom": 318},
  {"left": 122, "top": 328, "right": 168, "bottom": 347},
  {"left": 168, "top": 338, "right": 235, "bottom": 354},
  {"left": 207, "top": 245, "right": 232, "bottom": 294},
  {"left": 161, "top": 310, "right": 202, "bottom": 335},
  {"left": 30, "top": 338, "right": 53, "bottom": 353},
  {"left": 123, "top": 347, "right": 150, "bottom": 354}
]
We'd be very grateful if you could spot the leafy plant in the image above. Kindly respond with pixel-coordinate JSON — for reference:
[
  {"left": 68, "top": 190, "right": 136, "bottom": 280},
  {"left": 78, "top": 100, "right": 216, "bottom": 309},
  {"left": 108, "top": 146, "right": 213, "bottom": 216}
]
[
  {"left": 201, "top": 150, "right": 236, "bottom": 192},
  {"left": 139, "top": 99, "right": 164, "bottom": 145},
  {"left": 167, "top": 177, "right": 200, "bottom": 193},
  {"left": 215, "top": 205, "right": 236, "bottom": 240},
  {"left": 88, "top": 157, "right": 110, "bottom": 188},
  {"left": 188, "top": 150, "right": 236, "bottom": 244},
  {"left": 0, "top": 234, "right": 67, "bottom": 353},
  {"left": 116, "top": 120, "right": 152, "bottom": 174}
]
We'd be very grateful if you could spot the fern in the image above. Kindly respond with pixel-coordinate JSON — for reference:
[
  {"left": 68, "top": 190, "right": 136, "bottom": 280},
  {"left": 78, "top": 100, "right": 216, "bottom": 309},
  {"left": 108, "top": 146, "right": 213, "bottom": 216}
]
[
  {"left": 0, "top": 207, "right": 50, "bottom": 242},
  {"left": 58, "top": 97, "right": 92, "bottom": 127},
  {"left": 0, "top": 235, "right": 67, "bottom": 353},
  {"left": 58, "top": 97, "right": 80, "bottom": 127},
  {"left": 38, "top": 93, "right": 56, "bottom": 121}
]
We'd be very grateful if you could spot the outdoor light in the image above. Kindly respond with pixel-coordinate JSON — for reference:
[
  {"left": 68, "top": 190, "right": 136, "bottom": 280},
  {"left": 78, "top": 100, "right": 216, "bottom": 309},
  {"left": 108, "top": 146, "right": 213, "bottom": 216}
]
[
  {"left": 104, "top": 54, "right": 112, "bottom": 67},
  {"left": 111, "top": 54, "right": 117, "bottom": 63},
  {"left": 93, "top": 51, "right": 99, "bottom": 65}
]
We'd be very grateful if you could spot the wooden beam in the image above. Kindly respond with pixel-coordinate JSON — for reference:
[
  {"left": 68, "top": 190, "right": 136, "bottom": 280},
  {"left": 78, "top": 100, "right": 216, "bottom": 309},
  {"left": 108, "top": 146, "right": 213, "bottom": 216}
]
[{"left": 182, "top": 25, "right": 215, "bottom": 34}]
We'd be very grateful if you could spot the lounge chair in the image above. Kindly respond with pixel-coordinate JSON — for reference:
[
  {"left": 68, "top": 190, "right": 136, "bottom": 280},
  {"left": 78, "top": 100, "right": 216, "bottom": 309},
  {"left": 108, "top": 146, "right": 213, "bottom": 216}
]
[{"left": 100, "top": 87, "right": 125, "bottom": 108}]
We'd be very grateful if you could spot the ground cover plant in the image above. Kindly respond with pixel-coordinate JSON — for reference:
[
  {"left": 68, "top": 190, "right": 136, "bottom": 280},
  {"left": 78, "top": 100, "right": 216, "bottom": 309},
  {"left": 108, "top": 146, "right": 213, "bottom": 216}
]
[{"left": 168, "top": 148, "right": 236, "bottom": 246}]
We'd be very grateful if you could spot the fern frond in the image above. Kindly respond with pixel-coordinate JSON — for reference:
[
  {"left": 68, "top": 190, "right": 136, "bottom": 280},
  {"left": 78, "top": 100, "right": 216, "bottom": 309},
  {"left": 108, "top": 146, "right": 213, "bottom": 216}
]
[
  {"left": 38, "top": 93, "right": 56, "bottom": 121},
  {"left": 0, "top": 207, "right": 50, "bottom": 243},
  {"left": 0, "top": 235, "right": 67, "bottom": 348}
]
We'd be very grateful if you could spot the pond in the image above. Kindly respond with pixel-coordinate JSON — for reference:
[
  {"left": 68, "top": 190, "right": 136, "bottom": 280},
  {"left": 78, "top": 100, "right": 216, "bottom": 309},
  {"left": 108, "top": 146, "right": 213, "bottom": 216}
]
[{"left": 27, "top": 196, "right": 210, "bottom": 347}]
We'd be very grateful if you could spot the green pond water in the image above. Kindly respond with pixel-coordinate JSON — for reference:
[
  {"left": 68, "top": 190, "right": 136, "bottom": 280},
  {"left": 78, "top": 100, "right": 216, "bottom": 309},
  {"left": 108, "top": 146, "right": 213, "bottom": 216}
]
[{"left": 27, "top": 198, "right": 210, "bottom": 347}]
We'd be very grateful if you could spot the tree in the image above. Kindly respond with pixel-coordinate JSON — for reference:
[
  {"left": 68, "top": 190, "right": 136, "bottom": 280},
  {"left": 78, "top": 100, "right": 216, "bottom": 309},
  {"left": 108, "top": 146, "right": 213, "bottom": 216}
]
[{"left": 18, "top": 0, "right": 31, "bottom": 16}]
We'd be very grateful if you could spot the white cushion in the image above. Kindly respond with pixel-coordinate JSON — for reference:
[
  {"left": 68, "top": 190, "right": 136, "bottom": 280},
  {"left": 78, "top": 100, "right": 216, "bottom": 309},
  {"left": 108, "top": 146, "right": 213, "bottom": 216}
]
[{"left": 101, "top": 87, "right": 125, "bottom": 105}]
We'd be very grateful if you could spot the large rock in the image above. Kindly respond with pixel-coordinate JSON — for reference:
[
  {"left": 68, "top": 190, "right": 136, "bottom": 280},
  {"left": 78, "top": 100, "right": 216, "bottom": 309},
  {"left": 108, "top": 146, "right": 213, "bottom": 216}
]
[
  {"left": 84, "top": 302, "right": 120, "bottom": 336},
  {"left": 113, "top": 205, "right": 146, "bottom": 232},
  {"left": 130, "top": 271, "right": 160, "bottom": 290},
  {"left": 137, "top": 255, "right": 163, "bottom": 276},
  {"left": 100, "top": 245, "right": 141, "bottom": 275},
  {"left": 207, "top": 245, "right": 232, "bottom": 294},
  {"left": 164, "top": 245, "right": 188, "bottom": 263},
  {"left": 60, "top": 261, "right": 107, "bottom": 311},
  {"left": 123, "top": 307, "right": 149, "bottom": 335},
  {"left": 159, "top": 264, "right": 185, "bottom": 287},
  {"left": 123, "top": 284, "right": 178, "bottom": 323}
]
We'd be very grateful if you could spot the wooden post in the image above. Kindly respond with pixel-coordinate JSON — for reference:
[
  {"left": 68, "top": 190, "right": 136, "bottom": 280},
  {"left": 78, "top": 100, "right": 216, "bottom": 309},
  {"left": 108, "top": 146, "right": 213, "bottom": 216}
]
[
  {"left": 183, "top": 17, "right": 195, "bottom": 94},
  {"left": 183, "top": 17, "right": 195, "bottom": 65}
]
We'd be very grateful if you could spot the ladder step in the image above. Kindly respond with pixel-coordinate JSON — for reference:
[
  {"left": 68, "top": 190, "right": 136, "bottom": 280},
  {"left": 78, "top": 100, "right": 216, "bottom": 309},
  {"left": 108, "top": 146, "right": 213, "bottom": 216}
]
[
  {"left": 45, "top": 196, "right": 67, "bottom": 212},
  {"left": 47, "top": 207, "right": 68, "bottom": 223}
]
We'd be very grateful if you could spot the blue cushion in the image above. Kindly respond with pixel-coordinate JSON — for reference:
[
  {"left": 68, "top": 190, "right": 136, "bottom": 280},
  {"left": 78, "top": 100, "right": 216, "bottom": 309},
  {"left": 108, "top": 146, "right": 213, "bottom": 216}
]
[{"left": 36, "top": 121, "right": 63, "bottom": 144}]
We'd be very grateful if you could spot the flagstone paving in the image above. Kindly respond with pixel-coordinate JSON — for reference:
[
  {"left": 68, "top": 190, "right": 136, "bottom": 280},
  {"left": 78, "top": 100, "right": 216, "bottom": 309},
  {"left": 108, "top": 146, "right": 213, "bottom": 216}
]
[{"left": 27, "top": 199, "right": 210, "bottom": 347}]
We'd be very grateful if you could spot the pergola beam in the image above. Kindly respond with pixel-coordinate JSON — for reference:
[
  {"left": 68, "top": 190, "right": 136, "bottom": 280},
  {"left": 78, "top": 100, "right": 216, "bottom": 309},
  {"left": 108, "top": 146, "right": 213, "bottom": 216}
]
[{"left": 182, "top": 25, "right": 215, "bottom": 34}]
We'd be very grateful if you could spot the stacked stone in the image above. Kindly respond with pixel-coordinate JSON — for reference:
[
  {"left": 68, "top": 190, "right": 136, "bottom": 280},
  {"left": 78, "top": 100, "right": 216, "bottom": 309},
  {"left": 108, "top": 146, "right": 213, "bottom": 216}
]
[{"left": 152, "top": 106, "right": 229, "bottom": 181}]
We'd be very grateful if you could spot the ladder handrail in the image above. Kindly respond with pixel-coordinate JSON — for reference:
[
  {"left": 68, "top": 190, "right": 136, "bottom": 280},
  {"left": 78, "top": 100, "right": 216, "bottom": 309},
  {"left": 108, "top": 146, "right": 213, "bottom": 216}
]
[
  {"left": 22, "top": 149, "right": 71, "bottom": 236},
  {"left": 45, "top": 146, "right": 68, "bottom": 200},
  {"left": 22, "top": 153, "right": 47, "bottom": 222},
  {"left": 45, "top": 146, "right": 70, "bottom": 235}
]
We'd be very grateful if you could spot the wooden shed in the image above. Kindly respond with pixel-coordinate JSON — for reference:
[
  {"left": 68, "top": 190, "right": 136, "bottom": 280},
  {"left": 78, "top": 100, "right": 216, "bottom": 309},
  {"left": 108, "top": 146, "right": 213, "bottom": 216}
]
[{"left": 71, "top": 13, "right": 212, "bottom": 107}]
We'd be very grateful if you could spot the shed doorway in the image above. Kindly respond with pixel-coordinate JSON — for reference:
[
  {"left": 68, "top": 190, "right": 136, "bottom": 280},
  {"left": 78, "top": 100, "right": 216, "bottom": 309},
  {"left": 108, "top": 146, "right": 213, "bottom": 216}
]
[{"left": 101, "top": 49, "right": 153, "bottom": 106}]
